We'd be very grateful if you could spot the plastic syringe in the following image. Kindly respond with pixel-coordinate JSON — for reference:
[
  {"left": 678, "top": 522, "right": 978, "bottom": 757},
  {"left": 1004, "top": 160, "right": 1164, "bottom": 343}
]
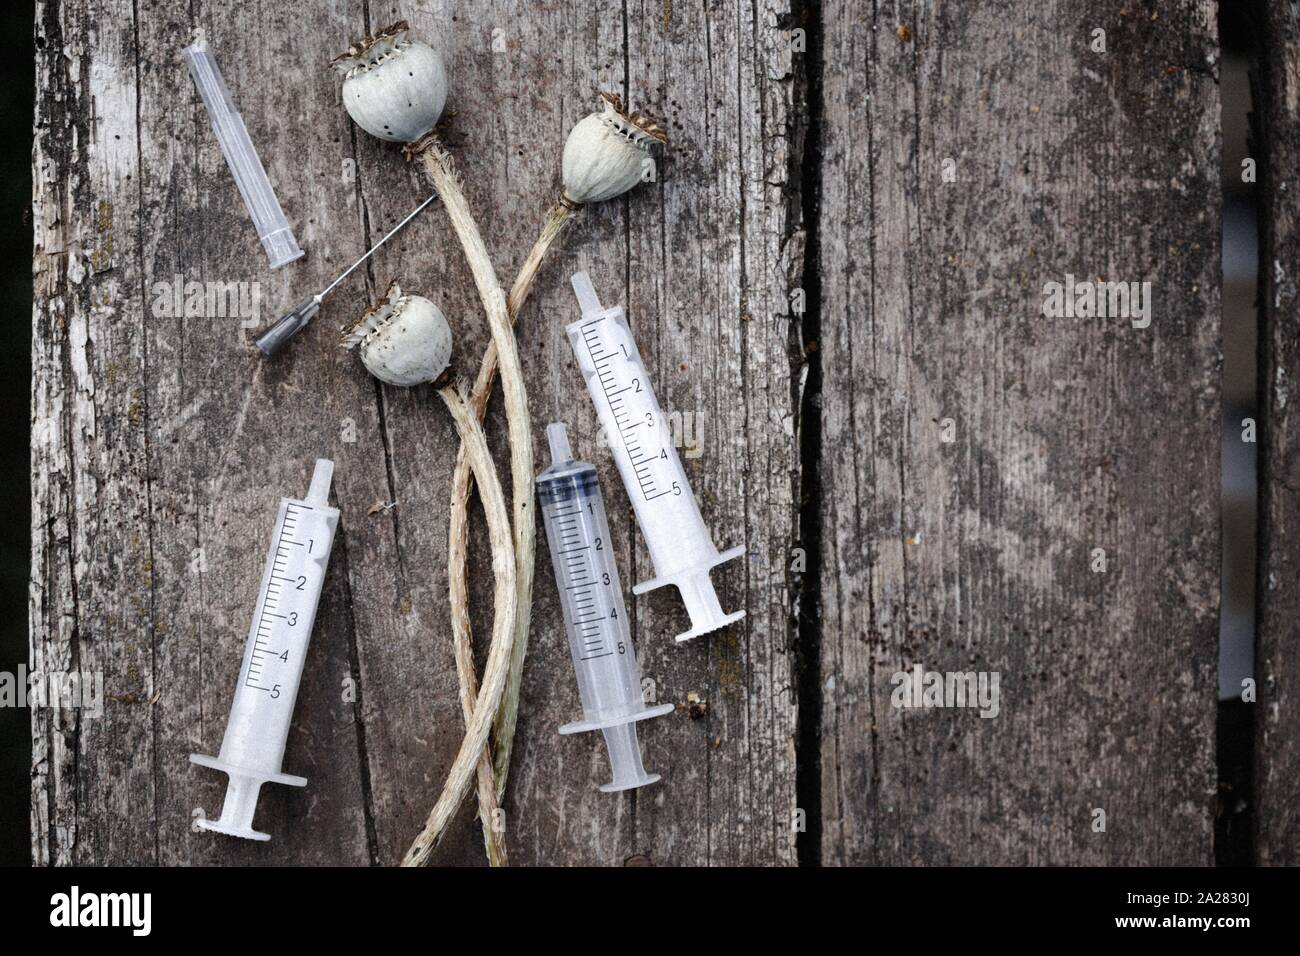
[
  {"left": 183, "top": 40, "right": 304, "bottom": 269},
  {"left": 568, "top": 273, "right": 745, "bottom": 642},
  {"left": 190, "top": 460, "right": 339, "bottom": 840},
  {"left": 538, "top": 423, "right": 674, "bottom": 791}
]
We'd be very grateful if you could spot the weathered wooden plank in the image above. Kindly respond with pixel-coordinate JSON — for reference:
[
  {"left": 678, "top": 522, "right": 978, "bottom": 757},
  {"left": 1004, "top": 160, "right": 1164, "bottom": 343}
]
[
  {"left": 618, "top": 0, "right": 801, "bottom": 865},
  {"left": 426, "top": 0, "right": 802, "bottom": 865},
  {"left": 32, "top": 0, "right": 801, "bottom": 865},
  {"left": 1255, "top": 0, "right": 1300, "bottom": 867},
  {"left": 410, "top": 3, "right": 651, "bottom": 863},
  {"left": 32, "top": 0, "right": 391, "bottom": 864},
  {"left": 32, "top": 0, "right": 167, "bottom": 866},
  {"left": 143, "top": 3, "right": 386, "bottom": 866},
  {"left": 816, "top": 0, "right": 1220, "bottom": 864}
]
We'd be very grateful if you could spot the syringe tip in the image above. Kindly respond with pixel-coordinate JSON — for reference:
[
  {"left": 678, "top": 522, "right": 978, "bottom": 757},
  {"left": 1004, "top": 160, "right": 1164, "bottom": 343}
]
[
  {"left": 570, "top": 271, "right": 603, "bottom": 316},
  {"left": 546, "top": 422, "right": 573, "bottom": 466},
  {"left": 306, "top": 459, "right": 334, "bottom": 506}
]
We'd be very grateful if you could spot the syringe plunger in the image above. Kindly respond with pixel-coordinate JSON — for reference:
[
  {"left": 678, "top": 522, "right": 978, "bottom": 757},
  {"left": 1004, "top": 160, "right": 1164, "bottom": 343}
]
[{"left": 599, "top": 723, "right": 658, "bottom": 792}]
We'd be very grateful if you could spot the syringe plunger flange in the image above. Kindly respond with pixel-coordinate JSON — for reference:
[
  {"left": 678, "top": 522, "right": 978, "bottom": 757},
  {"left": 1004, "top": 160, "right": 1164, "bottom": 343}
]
[
  {"left": 188, "top": 755, "right": 308, "bottom": 841},
  {"left": 540, "top": 423, "right": 672, "bottom": 792}
]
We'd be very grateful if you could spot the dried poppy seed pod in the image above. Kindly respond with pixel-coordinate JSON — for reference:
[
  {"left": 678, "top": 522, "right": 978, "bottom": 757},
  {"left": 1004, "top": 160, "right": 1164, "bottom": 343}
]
[
  {"left": 341, "top": 281, "right": 453, "bottom": 387},
  {"left": 561, "top": 92, "right": 667, "bottom": 205},
  {"left": 333, "top": 20, "right": 448, "bottom": 143}
]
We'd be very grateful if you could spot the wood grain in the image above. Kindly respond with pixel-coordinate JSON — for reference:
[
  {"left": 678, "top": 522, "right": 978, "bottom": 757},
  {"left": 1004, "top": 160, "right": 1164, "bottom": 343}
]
[
  {"left": 1255, "top": 0, "right": 1300, "bottom": 867},
  {"left": 815, "top": 0, "right": 1221, "bottom": 864},
  {"left": 32, "top": 0, "right": 1238, "bottom": 867},
  {"left": 31, "top": 0, "right": 801, "bottom": 864}
]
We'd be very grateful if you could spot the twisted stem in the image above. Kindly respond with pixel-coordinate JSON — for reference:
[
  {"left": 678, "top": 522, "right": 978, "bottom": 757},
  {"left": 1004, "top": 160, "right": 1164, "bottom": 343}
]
[
  {"left": 442, "top": 200, "right": 574, "bottom": 806},
  {"left": 402, "top": 136, "right": 534, "bottom": 864},
  {"left": 403, "top": 383, "right": 517, "bottom": 867},
  {"left": 447, "top": 472, "right": 507, "bottom": 864},
  {"left": 488, "top": 203, "right": 574, "bottom": 798}
]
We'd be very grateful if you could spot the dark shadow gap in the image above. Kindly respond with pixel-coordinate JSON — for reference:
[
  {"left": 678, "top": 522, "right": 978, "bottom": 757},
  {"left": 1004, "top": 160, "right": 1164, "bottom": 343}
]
[
  {"left": 3, "top": 0, "right": 37, "bottom": 867},
  {"left": 1216, "top": 0, "right": 1258, "bottom": 867}
]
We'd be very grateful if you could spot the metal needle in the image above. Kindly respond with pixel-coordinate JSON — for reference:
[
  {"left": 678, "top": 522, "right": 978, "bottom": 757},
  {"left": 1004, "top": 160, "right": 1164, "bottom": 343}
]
[{"left": 254, "top": 191, "right": 440, "bottom": 357}]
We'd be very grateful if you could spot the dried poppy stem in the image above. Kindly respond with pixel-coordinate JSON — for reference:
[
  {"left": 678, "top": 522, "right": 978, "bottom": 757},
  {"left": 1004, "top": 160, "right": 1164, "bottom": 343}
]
[
  {"left": 403, "top": 383, "right": 518, "bottom": 868},
  {"left": 445, "top": 200, "right": 577, "bottom": 801},
  {"left": 406, "top": 134, "right": 535, "bottom": 857},
  {"left": 447, "top": 460, "right": 508, "bottom": 866}
]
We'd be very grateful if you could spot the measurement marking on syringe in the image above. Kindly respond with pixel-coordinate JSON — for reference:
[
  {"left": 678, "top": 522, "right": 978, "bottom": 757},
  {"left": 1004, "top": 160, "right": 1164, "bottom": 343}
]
[
  {"left": 580, "top": 321, "right": 670, "bottom": 504},
  {"left": 244, "top": 505, "right": 313, "bottom": 692}
]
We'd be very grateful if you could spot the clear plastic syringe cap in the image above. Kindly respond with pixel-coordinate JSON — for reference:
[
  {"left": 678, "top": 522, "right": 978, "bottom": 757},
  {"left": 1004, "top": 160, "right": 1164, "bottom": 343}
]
[{"left": 183, "top": 40, "right": 304, "bottom": 271}]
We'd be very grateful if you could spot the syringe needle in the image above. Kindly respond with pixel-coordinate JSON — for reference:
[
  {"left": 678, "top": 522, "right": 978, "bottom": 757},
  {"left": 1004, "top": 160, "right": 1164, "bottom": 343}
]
[
  {"left": 318, "top": 191, "right": 440, "bottom": 301},
  {"left": 254, "top": 192, "right": 440, "bottom": 358}
]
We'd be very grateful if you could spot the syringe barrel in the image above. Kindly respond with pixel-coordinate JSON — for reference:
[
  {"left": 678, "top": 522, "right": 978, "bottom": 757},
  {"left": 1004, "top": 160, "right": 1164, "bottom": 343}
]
[
  {"left": 216, "top": 493, "right": 338, "bottom": 776},
  {"left": 538, "top": 460, "right": 647, "bottom": 726},
  {"left": 565, "top": 307, "right": 719, "bottom": 579}
]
